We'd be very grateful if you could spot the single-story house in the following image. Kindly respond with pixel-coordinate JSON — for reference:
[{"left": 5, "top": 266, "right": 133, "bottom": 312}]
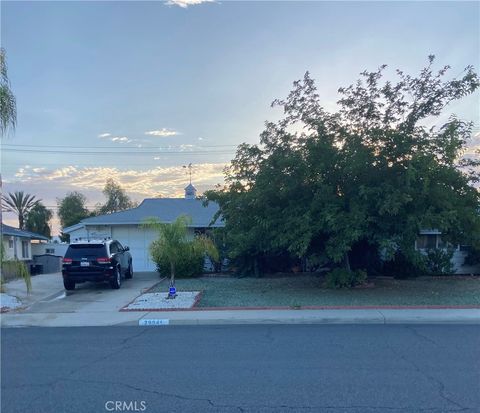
[
  {"left": 63, "top": 184, "right": 224, "bottom": 272},
  {"left": 1, "top": 223, "right": 49, "bottom": 261}
]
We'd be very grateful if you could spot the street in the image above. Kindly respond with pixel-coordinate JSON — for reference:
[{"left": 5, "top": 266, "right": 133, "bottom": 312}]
[{"left": 2, "top": 325, "right": 479, "bottom": 413}]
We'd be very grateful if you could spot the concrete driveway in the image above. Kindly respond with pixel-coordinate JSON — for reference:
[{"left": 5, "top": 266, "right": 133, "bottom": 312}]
[{"left": 1, "top": 271, "right": 162, "bottom": 327}]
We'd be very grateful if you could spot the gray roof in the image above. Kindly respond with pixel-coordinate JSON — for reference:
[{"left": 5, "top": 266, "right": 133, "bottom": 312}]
[
  {"left": 65, "top": 198, "right": 223, "bottom": 230},
  {"left": 1, "top": 224, "right": 49, "bottom": 241}
]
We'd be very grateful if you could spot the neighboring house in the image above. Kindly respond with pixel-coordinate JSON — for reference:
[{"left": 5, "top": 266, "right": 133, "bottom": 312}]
[
  {"left": 31, "top": 242, "right": 69, "bottom": 258},
  {"left": 63, "top": 184, "right": 223, "bottom": 272},
  {"left": 415, "top": 229, "right": 480, "bottom": 274},
  {"left": 1, "top": 223, "right": 49, "bottom": 261}
]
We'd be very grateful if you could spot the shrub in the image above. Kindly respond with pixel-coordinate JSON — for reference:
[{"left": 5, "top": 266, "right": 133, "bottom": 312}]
[
  {"left": 425, "top": 248, "right": 455, "bottom": 275},
  {"left": 382, "top": 251, "right": 427, "bottom": 279},
  {"left": 0, "top": 260, "right": 31, "bottom": 292},
  {"left": 464, "top": 247, "right": 480, "bottom": 266},
  {"left": 325, "top": 268, "right": 367, "bottom": 289},
  {"left": 145, "top": 216, "right": 219, "bottom": 285},
  {"left": 382, "top": 248, "right": 455, "bottom": 277},
  {"left": 150, "top": 241, "right": 204, "bottom": 279}
]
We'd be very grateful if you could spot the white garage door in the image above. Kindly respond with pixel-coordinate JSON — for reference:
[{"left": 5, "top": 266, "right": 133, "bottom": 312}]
[{"left": 111, "top": 225, "right": 157, "bottom": 272}]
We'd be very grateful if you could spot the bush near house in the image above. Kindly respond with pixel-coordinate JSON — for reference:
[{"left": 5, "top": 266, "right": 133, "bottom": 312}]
[
  {"left": 325, "top": 268, "right": 367, "bottom": 289},
  {"left": 146, "top": 216, "right": 219, "bottom": 285},
  {"left": 151, "top": 240, "right": 204, "bottom": 279},
  {"left": 0, "top": 260, "right": 31, "bottom": 292},
  {"left": 425, "top": 248, "right": 455, "bottom": 275},
  {"left": 464, "top": 248, "right": 480, "bottom": 266},
  {"left": 382, "top": 248, "right": 456, "bottom": 278},
  {"left": 0, "top": 244, "right": 31, "bottom": 292}
]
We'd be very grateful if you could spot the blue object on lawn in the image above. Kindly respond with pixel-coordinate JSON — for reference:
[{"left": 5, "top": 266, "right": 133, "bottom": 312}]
[{"left": 169, "top": 286, "right": 176, "bottom": 296}]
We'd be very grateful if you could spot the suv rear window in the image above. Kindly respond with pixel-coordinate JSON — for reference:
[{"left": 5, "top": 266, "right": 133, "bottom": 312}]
[{"left": 65, "top": 244, "right": 107, "bottom": 259}]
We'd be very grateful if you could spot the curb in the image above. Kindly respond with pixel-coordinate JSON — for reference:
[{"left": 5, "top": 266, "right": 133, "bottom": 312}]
[
  {"left": 2, "top": 308, "right": 479, "bottom": 327},
  {"left": 137, "top": 308, "right": 480, "bottom": 326}
]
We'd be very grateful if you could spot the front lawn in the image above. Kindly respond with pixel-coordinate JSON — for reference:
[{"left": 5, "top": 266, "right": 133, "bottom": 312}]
[{"left": 152, "top": 275, "right": 480, "bottom": 307}]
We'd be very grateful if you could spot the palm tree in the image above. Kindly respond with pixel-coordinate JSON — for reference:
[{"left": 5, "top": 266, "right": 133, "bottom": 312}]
[
  {"left": 2, "top": 191, "right": 39, "bottom": 229},
  {"left": 0, "top": 49, "right": 30, "bottom": 294},
  {"left": 0, "top": 47, "right": 17, "bottom": 137},
  {"left": 145, "top": 215, "right": 219, "bottom": 298},
  {"left": 0, "top": 46, "right": 17, "bottom": 234}
]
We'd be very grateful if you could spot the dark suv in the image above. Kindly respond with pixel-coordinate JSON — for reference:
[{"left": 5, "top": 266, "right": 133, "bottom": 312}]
[{"left": 62, "top": 239, "right": 133, "bottom": 291}]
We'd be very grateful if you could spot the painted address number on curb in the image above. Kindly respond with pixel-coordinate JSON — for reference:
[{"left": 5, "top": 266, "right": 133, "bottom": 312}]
[{"left": 139, "top": 319, "right": 170, "bottom": 326}]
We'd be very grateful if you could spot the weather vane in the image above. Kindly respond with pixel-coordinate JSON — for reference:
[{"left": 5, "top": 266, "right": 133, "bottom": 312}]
[{"left": 183, "top": 163, "right": 193, "bottom": 184}]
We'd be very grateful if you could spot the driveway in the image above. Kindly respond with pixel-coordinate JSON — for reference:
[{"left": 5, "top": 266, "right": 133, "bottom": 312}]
[{"left": 1, "top": 272, "right": 162, "bottom": 327}]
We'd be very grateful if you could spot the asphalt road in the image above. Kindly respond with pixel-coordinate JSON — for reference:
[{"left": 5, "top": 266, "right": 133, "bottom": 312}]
[{"left": 2, "top": 325, "right": 479, "bottom": 413}]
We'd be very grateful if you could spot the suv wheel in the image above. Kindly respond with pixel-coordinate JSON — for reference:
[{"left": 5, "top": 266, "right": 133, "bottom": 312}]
[
  {"left": 125, "top": 261, "right": 133, "bottom": 279},
  {"left": 64, "top": 279, "right": 75, "bottom": 291},
  {"left": 110, "top": 267, "right": 121, "bottom": 289}
]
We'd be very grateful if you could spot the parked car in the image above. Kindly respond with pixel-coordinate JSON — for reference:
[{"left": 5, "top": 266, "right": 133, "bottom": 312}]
[{"left": 62, "top": 239, "right": 133, "bottom": 290}]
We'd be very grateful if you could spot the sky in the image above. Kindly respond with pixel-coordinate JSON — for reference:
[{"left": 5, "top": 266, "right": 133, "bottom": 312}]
[{"left": 1, "top": 0, "right": 479, "bottom": 235}]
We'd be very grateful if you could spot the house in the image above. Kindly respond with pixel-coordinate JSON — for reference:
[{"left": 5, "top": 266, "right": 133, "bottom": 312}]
[
  {"left": 63, "top": 184, "right": 224, "bottom": 272},
  {"left": 415, "top": 229, "right": 480, "bottom": 274},
  {"left": 31, "top": 242, "right": 69, "bottom": 258},
  {"left": 1, "top": 223, "right": 49, "bottom": 262}
]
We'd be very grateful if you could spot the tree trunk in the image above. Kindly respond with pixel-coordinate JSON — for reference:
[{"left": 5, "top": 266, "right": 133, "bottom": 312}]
[
  {"left": 170, "top": 262, "right": 175, "bottom": 285},
  {"left": 343, "top": 252, "right": 351, "bottom": 272},
  {"left": 168, "top": 262, "right": 176, "bottom": 298},
  {"left": 19, "top": 214, "right": 24, "bottom": 230},
  {"left": 254, "top": 257, "right": 259, "bottom": 277}
]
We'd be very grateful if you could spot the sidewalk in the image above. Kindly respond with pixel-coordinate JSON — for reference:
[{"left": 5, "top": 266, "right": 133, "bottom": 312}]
[{"left": 2, "top": 308, "right": 479, "bottom": 327}]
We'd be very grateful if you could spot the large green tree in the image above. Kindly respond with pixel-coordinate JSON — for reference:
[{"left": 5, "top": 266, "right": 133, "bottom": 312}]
[
  {"left": 1, "top": 191, "right": 38, "bottom": 229},
  {"left": 57, "top": 192, "right": 91, "bottom": 242},
  {"left": 98, "top": 178, "right": 136, "bottom": 215},
  {"left": 206, "top": 56, "right": 480, "bottom": 274},
  {"left": 25, "top": 202, "right": 53, "bottom": 238}
]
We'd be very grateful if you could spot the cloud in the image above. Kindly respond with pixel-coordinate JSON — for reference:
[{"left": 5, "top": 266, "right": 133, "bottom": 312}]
[
  {"left": 99, "top": 133, "right": 133, "bottom": 144},
  {"left": 145, "top": 128, "right": 179, "bottom": 137},
  {"left": 165, "top": 0, "right": 216, "bottom": 8},
  {"left": 12, "top": 163, "right": 227, "bottom": 199},
  {"left": 110, "top": 136, "right": 132, "bottom": 143}
]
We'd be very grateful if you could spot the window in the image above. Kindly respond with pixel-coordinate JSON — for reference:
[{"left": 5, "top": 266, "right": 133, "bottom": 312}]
[
  {"left": 46, "top": 248, "right": 55, "bottom": 254},
  {"left": 8, "top": 238, "right": 14, "bottom": 249},
  {"left": 109, "top": 242, "right": 118, "bottom": 254},
  {"left": 66, "top": 244, "right": 107, "bottom": 259},
  {"left": 21, "top": 240, "right": 29, "bottom": 258},
  {"left": 416, "top": 234, "right": 437, "bottom": 250}
]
